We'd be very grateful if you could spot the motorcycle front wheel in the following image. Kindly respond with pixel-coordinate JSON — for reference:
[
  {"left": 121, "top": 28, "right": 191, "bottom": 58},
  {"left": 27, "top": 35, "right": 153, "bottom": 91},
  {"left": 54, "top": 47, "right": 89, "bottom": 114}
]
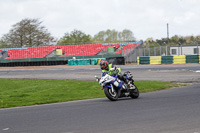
[
  {"left": 130, "top": 85, "right": 139, "bottom": 99},
  {"left": 104, "top": 87, "right": 118, "bottom": 101}
]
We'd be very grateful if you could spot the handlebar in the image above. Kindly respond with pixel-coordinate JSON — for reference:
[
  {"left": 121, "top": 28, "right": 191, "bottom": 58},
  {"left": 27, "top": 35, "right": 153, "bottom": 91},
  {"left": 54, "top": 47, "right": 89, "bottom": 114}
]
[{"left": 94, "top": 76, "right": 100, "bottom": 82}]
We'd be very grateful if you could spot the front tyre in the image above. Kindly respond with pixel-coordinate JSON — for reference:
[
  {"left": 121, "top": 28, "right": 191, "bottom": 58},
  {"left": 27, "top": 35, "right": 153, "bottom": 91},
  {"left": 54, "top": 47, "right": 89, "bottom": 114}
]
[
  {"left": 104, "top": 87, "right": 118, "bottom": 101},
  {"left": 130, "top": 85, "right": 139, "bottom": 99}
]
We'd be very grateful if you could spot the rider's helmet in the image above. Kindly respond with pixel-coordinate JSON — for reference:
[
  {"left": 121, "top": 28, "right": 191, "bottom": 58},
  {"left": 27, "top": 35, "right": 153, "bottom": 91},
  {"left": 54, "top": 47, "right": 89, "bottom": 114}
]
[{"left": 100, "top": 60, "right": 109, "bottom": 70}]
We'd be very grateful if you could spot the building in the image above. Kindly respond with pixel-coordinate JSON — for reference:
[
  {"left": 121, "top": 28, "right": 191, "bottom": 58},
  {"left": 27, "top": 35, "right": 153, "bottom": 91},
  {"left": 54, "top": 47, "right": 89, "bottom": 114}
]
[{"left": 170, "top": 45, "right": 200, "bottom": 55}]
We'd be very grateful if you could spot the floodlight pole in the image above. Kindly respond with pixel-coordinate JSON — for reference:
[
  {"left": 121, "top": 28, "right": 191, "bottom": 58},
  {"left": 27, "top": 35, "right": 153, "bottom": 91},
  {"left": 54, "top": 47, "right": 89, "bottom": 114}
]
[{"left": 167, "top": 23, "right": 169, "bottom": 40}]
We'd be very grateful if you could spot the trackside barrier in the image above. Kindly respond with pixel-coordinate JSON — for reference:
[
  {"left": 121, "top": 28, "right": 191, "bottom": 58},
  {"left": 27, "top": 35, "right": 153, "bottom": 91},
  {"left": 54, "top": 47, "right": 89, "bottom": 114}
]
[
  {"left": 150, "top": 56, "right": 161, "bottom": 65},
  {"left": 137, "top": 57, "right": 139, "bottom": 65},
  {"left": 173, "top": 55, "right": 186, "bottom": 64},
  {"left": 68, "top": 59, "right": 90, "bottom": 66},
  {"left": 186, "top": 55, "right": 199, "bottom": 63},
  {"left": 138, "top": 55, "right": 200, "bottom": 65},
  {"left": 161, "top": 56, "right": 173, "bottom": 64},
  {"left": 68, "top": 58, "right": 106, "bottom": 66},
  {"left": 199, "top": 55, "right": 200, "bottom": 63},
  {"left": 137, "top": 56, "right": 150, "bottom": 65},
  {"left": 91, "top": 58, "right": 99, "bottom": 65}
]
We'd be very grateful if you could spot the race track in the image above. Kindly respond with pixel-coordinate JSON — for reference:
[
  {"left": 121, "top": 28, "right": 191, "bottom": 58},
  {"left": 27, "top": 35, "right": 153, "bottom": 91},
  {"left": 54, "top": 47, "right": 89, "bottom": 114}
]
[
  {"left": 0, "top": 64, "right": 200, "bottom": 133},
  {"left": 0, "top": 64, "right": 200, "bottom": 83},
  {"left": 0, "top": 84, "right": 200, "bottom": 133}
]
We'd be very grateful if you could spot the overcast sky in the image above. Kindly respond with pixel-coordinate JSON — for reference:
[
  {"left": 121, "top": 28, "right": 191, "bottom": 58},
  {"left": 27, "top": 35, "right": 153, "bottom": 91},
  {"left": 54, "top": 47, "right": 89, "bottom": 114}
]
[{"left": 0, "top": 0, "right": 200, "bottom": 41}]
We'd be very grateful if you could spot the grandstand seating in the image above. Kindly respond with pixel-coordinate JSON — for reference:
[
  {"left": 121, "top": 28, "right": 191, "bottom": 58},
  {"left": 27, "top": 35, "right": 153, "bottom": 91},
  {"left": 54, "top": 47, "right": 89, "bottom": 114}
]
[
  {"left": 114, "top": 43, "right": 140, "bottom": 55},
  {"left": 5, "top": 43, "right": 139, "bottom": 59}
]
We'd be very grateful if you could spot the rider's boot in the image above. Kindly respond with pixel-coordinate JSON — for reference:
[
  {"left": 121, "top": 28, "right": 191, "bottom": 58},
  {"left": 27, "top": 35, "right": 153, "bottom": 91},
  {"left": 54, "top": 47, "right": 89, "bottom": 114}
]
[{"left": 128, "top": 81, "right": 135, "bottom": 89}]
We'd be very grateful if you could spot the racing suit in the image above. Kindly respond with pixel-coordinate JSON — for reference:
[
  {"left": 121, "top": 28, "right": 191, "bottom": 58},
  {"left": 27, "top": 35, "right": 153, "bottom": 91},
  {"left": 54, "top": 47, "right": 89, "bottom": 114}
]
[{"left": 101, "top": 64, "right": 126, "bottom": 90}]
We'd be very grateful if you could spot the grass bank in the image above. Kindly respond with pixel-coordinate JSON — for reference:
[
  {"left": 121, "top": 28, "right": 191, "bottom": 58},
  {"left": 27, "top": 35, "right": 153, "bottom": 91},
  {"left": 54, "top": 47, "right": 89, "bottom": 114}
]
[{"left": 0, "top": 79, "right": 185, "bottom": 108}]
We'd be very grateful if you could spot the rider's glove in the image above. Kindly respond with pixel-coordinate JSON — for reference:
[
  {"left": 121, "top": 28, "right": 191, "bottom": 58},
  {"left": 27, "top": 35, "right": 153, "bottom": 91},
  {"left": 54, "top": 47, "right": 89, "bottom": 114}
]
[
  {"left": 110, "top": 67, "right": 116, "bottom": 71},
  {"left": 110, "top": 69, "right": 119, "bottom": 76}
]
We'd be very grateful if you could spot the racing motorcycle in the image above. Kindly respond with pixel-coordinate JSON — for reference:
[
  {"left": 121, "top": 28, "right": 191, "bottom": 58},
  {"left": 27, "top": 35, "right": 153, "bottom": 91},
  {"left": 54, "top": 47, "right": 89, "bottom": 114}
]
[{"left": 95, "top": 71, "right": 139, "bottom": 101}]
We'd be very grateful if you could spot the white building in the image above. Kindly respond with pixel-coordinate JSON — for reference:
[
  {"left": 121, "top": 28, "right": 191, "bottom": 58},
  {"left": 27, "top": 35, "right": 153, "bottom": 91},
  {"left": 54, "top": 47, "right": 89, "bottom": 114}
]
[{"left": 170, "top": 45, "right": 200, "bottom": 55}]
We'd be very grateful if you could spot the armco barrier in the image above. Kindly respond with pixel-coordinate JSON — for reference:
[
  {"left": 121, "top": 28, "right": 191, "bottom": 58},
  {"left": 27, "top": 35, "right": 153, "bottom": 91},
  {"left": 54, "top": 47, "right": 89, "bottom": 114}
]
[{"left": 138, "top": 55, "right": 200, "bottom": 65}]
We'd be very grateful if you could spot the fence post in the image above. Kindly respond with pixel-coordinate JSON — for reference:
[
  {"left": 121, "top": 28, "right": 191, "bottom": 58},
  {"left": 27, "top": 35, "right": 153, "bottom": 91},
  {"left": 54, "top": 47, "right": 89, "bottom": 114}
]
[
  {"left": 11, "top": 53, "right": 13, "bottom": 62},
  {"left": 158, "top": 43, "right": 161, "bottom": 56},
  {"left": 46, "top": 51, "right": 48, "bottom": 61},
  {"left": 164, "top": 42, "right": 168, "bottom": 56},
  {"left": 148, "top": 46, "right": 150, "bottom": 56},
  {"left": 29, "top": 52, "right": 30, "bottom": 62},
  {"left": 82, "top": 49, "right": 84, "bottom": 59},
  {"left": 197, "top": 37, "right": 199, "bottom": 55}
]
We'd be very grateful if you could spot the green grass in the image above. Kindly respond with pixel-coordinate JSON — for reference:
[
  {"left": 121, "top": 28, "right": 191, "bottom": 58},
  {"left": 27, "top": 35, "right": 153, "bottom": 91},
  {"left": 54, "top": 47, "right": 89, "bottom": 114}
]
[{"left": 0, "top": 79, "right": 185, "bottom": 108}]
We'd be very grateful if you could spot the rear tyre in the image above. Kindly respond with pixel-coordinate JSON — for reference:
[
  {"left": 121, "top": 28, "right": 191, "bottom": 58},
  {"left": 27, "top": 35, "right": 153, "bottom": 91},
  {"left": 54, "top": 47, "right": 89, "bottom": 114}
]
[
  {"left": 130, "top": 84, "right": 139, "bottom": 99},
  {"left": 104, "top": 87, "right": 118, "bottom": 101}
]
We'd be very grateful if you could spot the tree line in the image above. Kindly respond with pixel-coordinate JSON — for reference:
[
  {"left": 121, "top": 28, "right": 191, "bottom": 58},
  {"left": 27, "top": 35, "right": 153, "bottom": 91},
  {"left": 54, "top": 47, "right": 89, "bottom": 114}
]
[
  {"left": 0, "top": 18, "right": 200, "bottom": 49},
  {"left": 144, "top": 35, "right": 200, "bottom": 48},
  {"left": 0, "top": 18, "right": 136, "bottom": 48}
]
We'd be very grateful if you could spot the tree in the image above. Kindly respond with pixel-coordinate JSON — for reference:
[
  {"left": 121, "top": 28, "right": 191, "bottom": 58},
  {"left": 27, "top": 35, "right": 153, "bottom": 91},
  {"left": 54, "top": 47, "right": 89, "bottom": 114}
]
[
  {"left": 188, "top": 36, "right": 195, "bottom": 45},
  {"left": 170, "top": 35, "right": 179, "bottom": 44},
  {"left": 178, "top": 37, "right": 186, "bottom": 45},
  {"left": 0, "top": 39, "right": 9, "bottom": 48},
  {"left": 1, "top": 18, "right": 55, "bottom": 47},
  {"left": 93, "top": 29, "right": 136, "bottom": 43},
  {"left": 92, "top": 31, "right": 105, "bottom": 43},
  {"left": 121, "top": 29, "right": 135, "bottom": 42},
  {"left": 58, "top": 29, "right": 92, "bottom": 45}
]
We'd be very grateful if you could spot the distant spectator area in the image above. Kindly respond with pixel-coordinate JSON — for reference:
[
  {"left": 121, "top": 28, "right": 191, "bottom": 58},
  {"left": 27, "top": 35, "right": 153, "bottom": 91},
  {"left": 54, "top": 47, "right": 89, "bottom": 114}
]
[{"left": 1, "top": 42, "right": 141, "bottom": 59}]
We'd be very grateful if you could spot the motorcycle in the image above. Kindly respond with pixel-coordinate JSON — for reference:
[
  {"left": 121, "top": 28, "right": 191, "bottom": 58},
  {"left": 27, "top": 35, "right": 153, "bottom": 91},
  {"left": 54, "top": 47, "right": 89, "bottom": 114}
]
[{"left": 95, "top": 71, "right": 139, "bottom": 101}]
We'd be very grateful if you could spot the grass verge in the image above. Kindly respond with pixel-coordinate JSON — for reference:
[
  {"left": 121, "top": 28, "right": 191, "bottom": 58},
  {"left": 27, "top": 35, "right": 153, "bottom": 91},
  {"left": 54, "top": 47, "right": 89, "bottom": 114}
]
[{"left": 0, "top": 79, "right": 186, "bottom": 108}]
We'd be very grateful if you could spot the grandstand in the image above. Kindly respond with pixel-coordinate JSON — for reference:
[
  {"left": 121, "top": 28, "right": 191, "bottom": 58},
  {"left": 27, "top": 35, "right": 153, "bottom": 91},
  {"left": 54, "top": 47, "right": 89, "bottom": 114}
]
[{"left": 0, "top": 42, "right": 142, "bottom": 66}]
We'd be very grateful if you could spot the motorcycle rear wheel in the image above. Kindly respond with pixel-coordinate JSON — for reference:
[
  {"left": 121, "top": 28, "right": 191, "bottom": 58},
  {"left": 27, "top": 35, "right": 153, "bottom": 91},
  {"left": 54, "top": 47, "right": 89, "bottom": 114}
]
[
  {"left": 104, "top": 87, "right": 118, "bottom": 101},
  {"left": 130, "top": 85, "right": 139, "bottom": 99}
]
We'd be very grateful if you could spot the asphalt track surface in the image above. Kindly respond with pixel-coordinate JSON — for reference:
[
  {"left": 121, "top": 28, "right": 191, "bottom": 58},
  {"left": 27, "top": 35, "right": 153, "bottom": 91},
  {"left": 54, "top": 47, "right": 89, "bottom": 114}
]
[
  {"left": 0, "top": 64, "right": 200, "bottom": 133},
  {"left": 0, "top": 64, "right": 200, "bottom": 83}
]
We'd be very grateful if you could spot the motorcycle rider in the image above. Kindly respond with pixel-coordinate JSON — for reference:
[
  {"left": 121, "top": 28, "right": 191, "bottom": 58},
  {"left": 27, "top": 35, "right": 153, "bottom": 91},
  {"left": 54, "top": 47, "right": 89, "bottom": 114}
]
[{"left": 99, "top": 60, "right": 134, "bottom": 90}]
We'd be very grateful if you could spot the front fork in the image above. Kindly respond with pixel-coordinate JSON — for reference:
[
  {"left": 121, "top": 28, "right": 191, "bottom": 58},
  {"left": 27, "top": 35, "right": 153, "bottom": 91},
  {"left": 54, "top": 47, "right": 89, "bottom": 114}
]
[{"left": 110, "top": 84, "right": 115, "bottom": 93}]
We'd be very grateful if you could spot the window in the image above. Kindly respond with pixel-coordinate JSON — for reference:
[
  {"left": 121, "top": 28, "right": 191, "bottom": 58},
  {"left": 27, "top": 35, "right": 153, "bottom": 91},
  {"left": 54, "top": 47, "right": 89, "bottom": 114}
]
[
  {"left": 171, "top": 49, "right": 176, "bottom": 55},
  {"left": 194, "top": 48, "right": 199, "bottom": 54}
]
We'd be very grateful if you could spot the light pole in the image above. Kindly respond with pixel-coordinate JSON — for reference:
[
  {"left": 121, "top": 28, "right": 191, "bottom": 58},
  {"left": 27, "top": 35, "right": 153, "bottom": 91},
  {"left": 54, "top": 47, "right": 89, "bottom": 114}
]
[{"left": 167, "top": 23, "right": 169, "bottom": 40}]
